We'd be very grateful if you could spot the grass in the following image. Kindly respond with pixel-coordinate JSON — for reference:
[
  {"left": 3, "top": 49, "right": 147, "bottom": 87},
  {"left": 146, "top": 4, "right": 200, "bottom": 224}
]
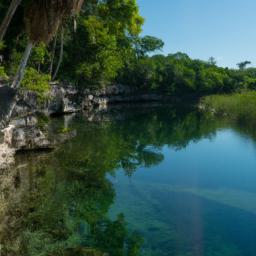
[{"left": 200, "top": 91, "right": 256, "bottom": 124}]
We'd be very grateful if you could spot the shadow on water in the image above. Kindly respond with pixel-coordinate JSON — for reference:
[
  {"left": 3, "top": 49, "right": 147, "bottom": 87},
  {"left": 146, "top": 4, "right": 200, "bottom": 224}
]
[{"left": 0, "top": 104, "right": 256, "bottom": 255}]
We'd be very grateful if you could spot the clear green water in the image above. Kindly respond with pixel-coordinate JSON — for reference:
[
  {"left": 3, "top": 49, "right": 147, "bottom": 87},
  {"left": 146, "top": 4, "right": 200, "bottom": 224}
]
[{"left": 2, "top": 105, "right": 256, "bottom": 256}]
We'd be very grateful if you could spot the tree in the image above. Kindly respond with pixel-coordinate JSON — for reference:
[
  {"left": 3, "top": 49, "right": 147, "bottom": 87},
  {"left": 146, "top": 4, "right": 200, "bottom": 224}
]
[
  {"left": 237, "top": 61, "right": 251, "bottom": 70},
  {"left": 0, "top": 0, "right": 22, "bottom": 41},
  {"left": 208, "top": 57, "right": 217, "bottom": 65},
  {"left": 135, "top": 35, "right": 164, "bottom": 57},
  {"left": 12, "top": 0, "right": 84, "bottom": 89},
  {"left": 61, "top": 0, "right": 144, "bottom": 86},
  {"left": 52, "top": 26, "right": 64, "bottom": 80}
]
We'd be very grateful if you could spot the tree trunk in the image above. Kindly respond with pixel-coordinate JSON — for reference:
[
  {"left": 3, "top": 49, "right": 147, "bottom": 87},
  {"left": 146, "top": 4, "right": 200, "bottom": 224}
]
[
  {"left": 0, "top": 0, "right": 22, "bottom": 41},
  {"left": 52, "top": 27, "right": 64, "bottom": 81},
  {"left": 8, "top": 41, "right": 33, "bottom": 120},
  {"left": 50, "top": 34, "right": 58, "bottom": 78},
  {"left": 11, "top": 41, "right": 33, "bottom": 89}
]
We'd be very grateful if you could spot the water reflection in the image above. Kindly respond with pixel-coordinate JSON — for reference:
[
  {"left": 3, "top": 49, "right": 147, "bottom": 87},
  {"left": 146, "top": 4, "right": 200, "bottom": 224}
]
[{"left": 0, "top": 105, "right": 256, "bottom": 255}]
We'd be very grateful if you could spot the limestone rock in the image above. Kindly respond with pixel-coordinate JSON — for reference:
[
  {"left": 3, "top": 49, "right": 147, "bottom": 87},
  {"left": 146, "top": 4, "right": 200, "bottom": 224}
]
[
  {"left": 3, "top": 125, "right": 53, "bottom": 151},
  {"left": 0, "top": 143, "right": 15, "bottom": 170},
  {"left": 48, "top": 84, "right": 80, "bottom": 115}
]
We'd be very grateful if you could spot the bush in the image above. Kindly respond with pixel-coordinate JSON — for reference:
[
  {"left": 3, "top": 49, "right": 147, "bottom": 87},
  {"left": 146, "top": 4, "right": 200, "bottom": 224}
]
[
  {"left": 21, "top": 68, "right": 50, "bottom": 101},
  {"left": 0, "top": 66, "right": 8, "bottom": 81}
]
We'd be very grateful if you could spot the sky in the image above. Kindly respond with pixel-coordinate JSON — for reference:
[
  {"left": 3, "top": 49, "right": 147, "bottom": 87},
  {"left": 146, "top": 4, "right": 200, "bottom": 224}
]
[{"left": 137, "top": 0, "right": 256, "bottom": 68}]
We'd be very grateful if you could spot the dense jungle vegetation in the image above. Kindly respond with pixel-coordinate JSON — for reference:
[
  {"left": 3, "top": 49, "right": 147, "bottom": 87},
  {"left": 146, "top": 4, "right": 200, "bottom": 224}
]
[{"left": 1, "top": 0, "right": 256, "bottom": 98}]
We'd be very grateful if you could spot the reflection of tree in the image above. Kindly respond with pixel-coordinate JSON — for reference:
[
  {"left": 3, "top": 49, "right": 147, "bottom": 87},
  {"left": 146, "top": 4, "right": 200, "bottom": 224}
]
[
  {"left": 113, "top": 106, "right": 219, "bottom": 150},
  {"left": 0, "top": 149, "right": 144, "bottom": 255},
  {"left": 0, "top": 106, "right": 227, "bottom": 255},
  {"left": 121, "top": 145, "right": 164, "bottom": 177},
  {"left": 89, "top": 214, "right": 144, "bottom": 256}
]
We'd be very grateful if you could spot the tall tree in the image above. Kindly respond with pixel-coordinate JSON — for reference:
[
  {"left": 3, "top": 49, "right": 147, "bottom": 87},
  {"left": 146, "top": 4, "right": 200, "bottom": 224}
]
[
  {"left": 52, "top": 26, "right": 64, "bottom": 80},
  {"left": 135, "top": 35, "right": 164, "bottom": 57},
  {"left": 0, "top": 0, "right": 22, "bottom": 41},
  {"left": 12, "top": 0, "right": 84, "bottom": 89},
  {"left": 208, "top": 57, "right": 217, "bottom": 66},
  {"left": 237, "top": 61, "right": 251, "bottom": 70}
]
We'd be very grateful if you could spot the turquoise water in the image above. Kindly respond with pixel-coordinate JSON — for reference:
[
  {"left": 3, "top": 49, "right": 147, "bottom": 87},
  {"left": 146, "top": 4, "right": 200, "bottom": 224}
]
[
  {"left": 110, "top": 129, "right": 256, "bottom": 255},
  {"left": 2, "top": 105, "right": 256, "bottom": 255}
]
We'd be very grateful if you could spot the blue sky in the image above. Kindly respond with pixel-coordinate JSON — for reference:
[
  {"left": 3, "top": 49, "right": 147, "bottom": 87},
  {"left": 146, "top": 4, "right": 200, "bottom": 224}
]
[{"left": 137, "top": 0, "right": 256, "bottom": 68}]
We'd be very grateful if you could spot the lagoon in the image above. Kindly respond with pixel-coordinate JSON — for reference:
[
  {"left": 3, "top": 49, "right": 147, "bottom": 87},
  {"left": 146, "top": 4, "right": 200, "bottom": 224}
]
[{"left": 2, "top": 105, "right": 256, "bottom": 256}]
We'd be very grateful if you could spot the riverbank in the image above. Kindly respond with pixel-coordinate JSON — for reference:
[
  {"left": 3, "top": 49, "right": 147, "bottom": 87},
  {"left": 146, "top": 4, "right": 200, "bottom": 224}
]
[
  {"left": 0, "top": 83, "right": 186, "bottom": 169},
  {"left": 200, "top": 91, "right": 256, "bottom": 125},
  {"left": 2, "top": 81, "right": 252, "bottom": 170}
]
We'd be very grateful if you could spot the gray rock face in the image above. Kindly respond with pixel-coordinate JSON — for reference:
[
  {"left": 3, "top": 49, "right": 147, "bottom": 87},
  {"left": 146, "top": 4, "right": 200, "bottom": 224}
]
[
  {"left": 48, "top": 84, "right": 81, "bottom": 115},
  {"left": 0, "top": 82, "right": 164, "bottom": 169},
  {"left": 9, "top": 115, "right": 38, "bottom": 127},
  {"left": 3, "top": 114, "right": 52, "bottom": 151},
  {"left": 0, "top": 112, "right": 77, "bottom": 169},
  {"left": 3, "top": 113, "right": 77, "bottom": 151},
  {"left": 47, "top": 85, "right": 65, "bottom": 115},
  {"left": 4, "top": 83, "right": 81, "bottom": 119},
  {"left": 82, "top": 84, "right": 164, "bottom": 110},
  {"left": 0, "top": 143, "right": 15, "bottom": 170},
  {"left": 4, "top": 125, "right": 53, "bottom": 151},
  {"left": 1, "top": 83, "right": 163, "bottom": 123}
]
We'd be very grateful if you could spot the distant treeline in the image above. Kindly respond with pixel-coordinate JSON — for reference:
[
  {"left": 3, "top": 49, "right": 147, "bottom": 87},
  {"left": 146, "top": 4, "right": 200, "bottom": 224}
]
[{"left": 117, "top": 53, "right": 256, "bottom": 96}]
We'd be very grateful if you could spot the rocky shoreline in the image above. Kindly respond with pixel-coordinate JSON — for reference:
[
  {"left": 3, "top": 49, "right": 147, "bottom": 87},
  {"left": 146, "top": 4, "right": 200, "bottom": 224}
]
[{"left": 0, "top": 83, "right": 168, "bottom": 169}]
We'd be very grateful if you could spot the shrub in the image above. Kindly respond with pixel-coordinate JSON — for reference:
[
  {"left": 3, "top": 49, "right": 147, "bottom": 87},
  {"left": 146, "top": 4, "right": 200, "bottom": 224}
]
[
  {"left": 0, "top": 66, "right": 8, "bottom": 81},
  {"left": 21, "top": 68, "right": 50, "bottom": 101}
]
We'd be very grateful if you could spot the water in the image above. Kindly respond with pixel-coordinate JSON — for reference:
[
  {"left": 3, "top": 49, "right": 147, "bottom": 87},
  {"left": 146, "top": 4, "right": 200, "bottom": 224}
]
[{"left": 1, "top": 105, "right": 256, "bottom": 256}]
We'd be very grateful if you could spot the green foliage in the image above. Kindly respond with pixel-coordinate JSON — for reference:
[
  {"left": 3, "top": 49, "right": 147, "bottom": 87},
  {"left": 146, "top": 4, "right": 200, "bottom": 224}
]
[
  {"left": 1, "top": 0, "right": 256, "bottom": 98},
  {"left": 0, "top": 40, "right": 5, "bottom": 50},
  {"left": 0, "top": 65, "right": 8, "bottom": 80},
  {"left": 98, "top": 0, "right": 144, "bottom": 37},
  {"left": 0, "top": 41, "right": 8, "bottom": 81},
  {"left": 21, "top": 67, "right": 50, "bottom": 100},
  {"left": 117, "top": 52, "right": 256, "bottom": 96},
  {"left": 92, "top": 214, "right": 128, "bottom": 256},
  {"left": 237, "top": 60, "right": 251, "bottom": 70},
  {"left": 201, "top": 91, "right": 256, "bottom": 125},
  {"left": 208, "top": 57, "right": 217, "bottom": 65},
  {"left": 135, "top": 35, "right": 164, "bottom": 57},
  {"left": 59, "top": 127, "right": 72, "bottom": 133},
  {"left": 37, "top": 113, "right": 50, "bottom": 129},
  {"left": 1, "top": 0, "right": 144, "bottom": 87},
  {"left": 73, "top": 15, "right": 124, "bottom": 86},
  {"left": 30, "top": 43, "right": 50, "bottom": 69},
  {"left": 127, "top": 232, "right": 144, "bottom": 256},
  {"left": 60, "top": 0, "right": 144, "bottom": 87}
]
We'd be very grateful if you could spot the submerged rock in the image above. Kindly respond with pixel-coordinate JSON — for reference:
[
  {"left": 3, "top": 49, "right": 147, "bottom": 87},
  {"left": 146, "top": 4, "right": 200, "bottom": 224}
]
[{"left": 4, "top": 125, "right": 53, "bottom": 151}]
